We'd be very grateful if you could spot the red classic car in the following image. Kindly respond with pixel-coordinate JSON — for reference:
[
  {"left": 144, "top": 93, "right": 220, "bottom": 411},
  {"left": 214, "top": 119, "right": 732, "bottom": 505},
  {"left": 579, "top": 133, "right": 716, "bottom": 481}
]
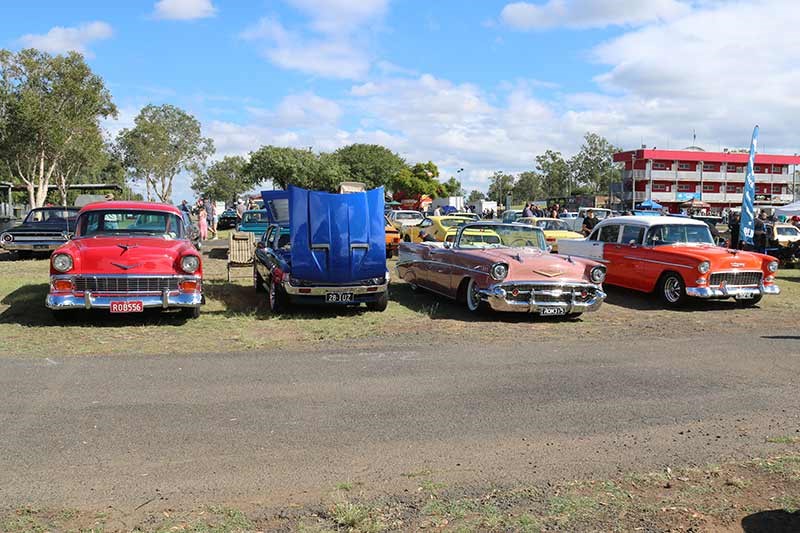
[
  {"left": 396, "top": 222, "right": 607, "bottom": 316},
  {"left": 557, "top": 215, "right": 780, "bottom": 307},
  {"left": 46, "top": 201, "right": 203, "bottom": 318}
]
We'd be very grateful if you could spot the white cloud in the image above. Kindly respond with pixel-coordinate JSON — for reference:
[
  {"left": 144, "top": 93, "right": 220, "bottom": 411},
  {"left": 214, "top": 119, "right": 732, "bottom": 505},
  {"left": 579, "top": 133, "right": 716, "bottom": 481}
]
[
  {"left": 500, "top": 0, "right": 690, "bottom": 30},
  {"left": 241, "top": 1, "right": 387, "bottom": 80},
  {"left": 247, "top": 91, "right": 342, "bottom": 127},
  {"left": 19, "top": 21, "right": 113, "bottom": 56},
  {"left": 153, "top": 0, "right": 216, "bottom": 20}
]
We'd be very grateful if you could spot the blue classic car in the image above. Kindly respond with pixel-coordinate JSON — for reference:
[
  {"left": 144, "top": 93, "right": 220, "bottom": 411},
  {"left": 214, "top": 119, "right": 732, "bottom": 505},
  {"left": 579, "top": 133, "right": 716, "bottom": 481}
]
[
  {"left": 236, "top": 210, "right": 270, "bottom": 235},
  {"left": 253, "top": 186, "right": 388, "bottom": 312},
  {"left": 0, "top": 206, "right": 80, "bottom": 258}
]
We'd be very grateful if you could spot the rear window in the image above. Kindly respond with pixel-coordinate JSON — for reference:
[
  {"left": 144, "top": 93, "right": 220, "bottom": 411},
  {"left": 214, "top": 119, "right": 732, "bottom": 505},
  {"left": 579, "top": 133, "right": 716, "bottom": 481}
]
[{"left": 396, "top": 212, "right": 422, "bottom": 220}]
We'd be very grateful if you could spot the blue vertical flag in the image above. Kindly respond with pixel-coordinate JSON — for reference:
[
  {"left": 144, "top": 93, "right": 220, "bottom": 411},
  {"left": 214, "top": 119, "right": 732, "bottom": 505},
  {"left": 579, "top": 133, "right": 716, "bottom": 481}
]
[{"left": 740, "top": 125, "right": 759, "bottom": 246}]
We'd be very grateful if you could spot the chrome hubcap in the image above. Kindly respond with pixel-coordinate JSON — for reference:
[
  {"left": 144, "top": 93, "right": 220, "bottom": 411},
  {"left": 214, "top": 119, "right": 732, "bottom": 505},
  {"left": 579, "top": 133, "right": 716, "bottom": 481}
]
[{"left": 664, "top": 277, "right": 682, "bottom": 302}]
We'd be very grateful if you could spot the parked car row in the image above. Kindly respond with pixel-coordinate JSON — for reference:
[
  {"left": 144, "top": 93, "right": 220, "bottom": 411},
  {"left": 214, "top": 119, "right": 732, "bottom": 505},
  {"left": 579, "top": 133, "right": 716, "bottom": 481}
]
[{"left": 18, "top": 185, "right": 781, "bottom": 322}]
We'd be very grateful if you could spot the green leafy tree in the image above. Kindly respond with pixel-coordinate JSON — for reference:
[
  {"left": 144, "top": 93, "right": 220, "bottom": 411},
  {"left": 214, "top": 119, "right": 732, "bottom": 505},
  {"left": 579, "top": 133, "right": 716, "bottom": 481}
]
[
  {"left": 535, "top": 150, "right": 571, "bottom": 197},
  {"left": 440, "top": 176, "right": 463, "bottom": 197},
  {"left": 467, "top": 189, "right": 485, "bottom": 203},
  {"left": 333, "top": 143, "right": 405, "bottom": 189},
  {"left": 487, "top": 171, "right": 515, "bottom": 204},
  {"left": 512, "top": 171, "right": 544, "bottom": 203},
  {"left": 192, "top": 155, "right": 249, "bottom": 204},
  {"left": 246, "top": 146, "right": 347, "bottom": 192},
  {"left": 0, "top": 49, "right": 117, "bottom": 208},
  {"left": 569, "top": 132, "right": 621, "bottom": 194},
  {"left": 117, "top": 104, "right": 214, "bottom": 203},
  {"left": 54, "top": 123, "right": 107, "bottom": 205}
]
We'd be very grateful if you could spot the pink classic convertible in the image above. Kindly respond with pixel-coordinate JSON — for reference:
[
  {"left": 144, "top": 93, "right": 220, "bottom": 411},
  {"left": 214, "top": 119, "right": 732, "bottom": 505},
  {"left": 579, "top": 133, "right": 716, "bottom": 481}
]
[{"left": 396, "top": 222, "right": 607, "bottom": 317}]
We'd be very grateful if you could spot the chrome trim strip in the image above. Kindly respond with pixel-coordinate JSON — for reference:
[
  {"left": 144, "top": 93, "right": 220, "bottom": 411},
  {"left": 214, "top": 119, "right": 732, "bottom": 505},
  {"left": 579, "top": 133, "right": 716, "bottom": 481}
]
[
  {"left": 396, "top": 257, "right": 487, "bottom": 276},
  {"left": 281, "top": 281, "right": 388, "bottom": 296},
  {"left": 350, "top": 243, "right": 369, "bottom": 250},
  {"left": 686, "top": 283, "right": 780, "bottom": 298},
  {"left": 48, "top": 291, "right": 203, "bottom": 310},
  {"left": 623, "top": 257, "right": 693, "bottom": 269}
]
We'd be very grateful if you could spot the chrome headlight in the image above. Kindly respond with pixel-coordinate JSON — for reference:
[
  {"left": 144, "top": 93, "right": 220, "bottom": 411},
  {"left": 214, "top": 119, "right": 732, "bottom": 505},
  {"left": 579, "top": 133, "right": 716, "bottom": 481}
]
[
  {"left": 589, "top": 265, "right": 606, "bottom": 284},
  {"left": 1, "top": 232, "right": 12, "bottom": 243},
  {"left": 181, "top": 255, "right": 200, "bottom": 274},
  {"left": 697, "top": 261, "right": 710, "bottom": 274},
  {"left": 490, "top": 263, "right": 508, "bottom": 281},
  {"left": 767, "top": 260, "right": 778, "bottom": 273},
  {"left": 52, "top": 253, "right": 73, "bottom": 273}
]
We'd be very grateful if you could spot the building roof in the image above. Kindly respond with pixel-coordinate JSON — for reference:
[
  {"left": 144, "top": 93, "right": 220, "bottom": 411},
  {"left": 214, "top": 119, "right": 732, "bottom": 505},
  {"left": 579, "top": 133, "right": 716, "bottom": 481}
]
[
  {"left": 613, "top": 148, "right": 800, "bottom": 165},
  {"left": 597, "top": 215, "right": 707, "bottom": 227}
]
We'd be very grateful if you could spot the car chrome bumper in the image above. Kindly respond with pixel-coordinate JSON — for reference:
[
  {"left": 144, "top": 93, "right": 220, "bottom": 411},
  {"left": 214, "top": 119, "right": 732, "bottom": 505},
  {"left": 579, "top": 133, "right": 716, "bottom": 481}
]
[
  {"left": 478, "top": 281, "right": 606, "bottom": 313},
  {"left": 1, "top": 241, "right": 64, "bottom": 251},
  {"left": 282, "top": 281, "right": 388, "bottom": 296},
  {"left": 686, "top": 283, "right": 780, "bottom": 298},
  {"left": 46, "top": 290, "right": 203, "bottom": 310}
]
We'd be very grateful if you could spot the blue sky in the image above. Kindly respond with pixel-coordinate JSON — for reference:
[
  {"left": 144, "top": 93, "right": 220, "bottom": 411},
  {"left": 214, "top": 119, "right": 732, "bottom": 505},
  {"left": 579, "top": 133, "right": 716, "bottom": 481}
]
[{"left": 2, "top": 0, "right": 798, "bottom": 201}]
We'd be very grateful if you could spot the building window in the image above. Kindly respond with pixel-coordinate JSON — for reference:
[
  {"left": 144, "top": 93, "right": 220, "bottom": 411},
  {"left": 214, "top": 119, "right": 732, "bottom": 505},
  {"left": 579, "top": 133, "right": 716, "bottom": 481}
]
[
  {"left": 726, "top": 185, "right": 743, "bottom": 193},
  {"left": 773, "top": 165, "right": 784, "bottom": 173},
  {"left": 652, "top": 162, "right": 666, "bottom": 170},
  {"left": 652, "top": 183, "right": 667, "bottom": 192},
  {"left": 677, "top": 184, "right": 693, "bottom": 192},
  {"left": 702, "top": 184, "right": 715, "bottom": 192},
  {"left": 702, "top": 163, "right": 714, "bottom": 171},
  {"left": 678, "top": 162, "right": 692, "bottom": 170},
  {"left": 727, "top": 165, "right": 739, "bottom": 173},
  {"left": 754, "top": 165, "right": 761, "bottom": 172}
]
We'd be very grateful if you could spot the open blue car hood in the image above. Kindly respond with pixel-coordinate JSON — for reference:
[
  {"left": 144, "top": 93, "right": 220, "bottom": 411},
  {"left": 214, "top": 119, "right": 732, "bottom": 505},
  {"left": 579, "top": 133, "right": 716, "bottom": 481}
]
[
  {"left": 288, "top": 185, "right": 386, "bottom": 284},
  {"left": 260, "top": 190, "right": 290, "bottom": 224}
]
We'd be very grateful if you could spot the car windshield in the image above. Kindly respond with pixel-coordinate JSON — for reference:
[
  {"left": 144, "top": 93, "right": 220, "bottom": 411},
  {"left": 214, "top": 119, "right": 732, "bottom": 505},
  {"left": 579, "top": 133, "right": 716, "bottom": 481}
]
[
  {"left": 440, "top": 217, "right": 472, "bottom": 227},
  {"left": 456, "top": 223, "right": 547, "bottom": 250},
  {"left": 645, "top": 224, "right": 714, "bottom": 246},
  {"left": 77, "top": 210, "right": 185, "bottom": 238},
  {"left": 242, "top": 211, "right": 268, "bottom": 224},
  {"left": 24, "top": 208, "right": 79, "bottom": 224},
  {"left": 777, "top": 226, "right": 800, "bottom": 236},
  {"left": 395, "top": 212, "right": 422, "bottom": 221}
]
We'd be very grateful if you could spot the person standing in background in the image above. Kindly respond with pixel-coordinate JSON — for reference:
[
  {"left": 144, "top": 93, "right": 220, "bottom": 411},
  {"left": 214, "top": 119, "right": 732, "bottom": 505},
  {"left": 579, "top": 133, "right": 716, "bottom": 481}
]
[
  {"left": 197, "top": 206, "right": 208, "bottom": 241},
  {"left": 208, "top": 200, "right": 218, "bottom": 239}
]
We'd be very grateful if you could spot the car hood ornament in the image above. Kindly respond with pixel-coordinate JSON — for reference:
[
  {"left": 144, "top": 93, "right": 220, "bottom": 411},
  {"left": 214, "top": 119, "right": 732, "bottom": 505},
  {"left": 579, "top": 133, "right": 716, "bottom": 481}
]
[{"left": 111, "top": 262, "right": 142, "bottom": 270}]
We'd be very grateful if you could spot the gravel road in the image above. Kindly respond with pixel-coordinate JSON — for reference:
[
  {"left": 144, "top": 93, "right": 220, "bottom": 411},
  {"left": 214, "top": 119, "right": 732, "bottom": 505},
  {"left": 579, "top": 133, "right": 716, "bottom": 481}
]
[{"left": 1, "top": 330, "right": 798, "bottom": 511}]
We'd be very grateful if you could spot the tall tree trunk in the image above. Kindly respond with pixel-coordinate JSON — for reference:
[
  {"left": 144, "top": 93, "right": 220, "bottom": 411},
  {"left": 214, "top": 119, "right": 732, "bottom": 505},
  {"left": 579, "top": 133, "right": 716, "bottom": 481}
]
[{"left": 26, "top": 183, "right": 36, "bottom": 210}]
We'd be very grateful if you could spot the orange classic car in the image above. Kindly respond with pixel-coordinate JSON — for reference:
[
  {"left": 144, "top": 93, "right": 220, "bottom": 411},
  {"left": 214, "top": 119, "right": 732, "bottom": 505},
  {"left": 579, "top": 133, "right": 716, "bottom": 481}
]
[
  {"left": 385, "top": 215, "right": 401, "bottom": 257},
  {"left": 557, "top": 215, "right": 780, "bottom": 307},
  {"left": 396, "top": 222, "right": 607, "bottom": 317}
]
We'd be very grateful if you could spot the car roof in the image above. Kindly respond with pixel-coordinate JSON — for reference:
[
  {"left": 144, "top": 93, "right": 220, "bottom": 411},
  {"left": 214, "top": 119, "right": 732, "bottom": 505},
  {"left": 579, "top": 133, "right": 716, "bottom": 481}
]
[
  {"left": 597, "top": 215, "right": 707, "bottom": 227},
  {"left": 31, "top": 206, "right": 78, "bottom": 210},
  {"left": 79, "top": 201, "right": 180, "bottom": 214},
  {"left": 517, "top": 217, "right": 561, "bottom": 222},
  {"left": 430, "top": 215, "right": 474, "bottom": 220}
]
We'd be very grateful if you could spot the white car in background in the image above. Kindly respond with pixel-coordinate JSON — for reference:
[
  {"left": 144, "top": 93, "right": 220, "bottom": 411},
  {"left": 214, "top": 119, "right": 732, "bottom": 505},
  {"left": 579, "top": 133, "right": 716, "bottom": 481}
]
[{"left": 387, "top": 210, "right": 424, "bottom": 230}]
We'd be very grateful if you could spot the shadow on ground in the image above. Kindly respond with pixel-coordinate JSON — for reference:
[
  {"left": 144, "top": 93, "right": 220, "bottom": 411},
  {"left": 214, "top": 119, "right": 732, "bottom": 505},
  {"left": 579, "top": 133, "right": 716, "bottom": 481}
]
[
  {"left": 602, "top": 284, "right": 762, "bottom": 312},
  {"left": 0, "top": 283, "right": 192, "bottom": 327},
  {"left": 741, "top": 509, "right": 800, "bottom": 533}
]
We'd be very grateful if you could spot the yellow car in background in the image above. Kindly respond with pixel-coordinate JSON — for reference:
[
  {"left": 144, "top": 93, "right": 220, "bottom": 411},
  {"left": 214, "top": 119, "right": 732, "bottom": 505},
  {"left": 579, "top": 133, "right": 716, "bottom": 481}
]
[
  {"left": 401, "top": 215, "right": 475, "bottom": 243},
  {"left": 516, "top": 217, "right": 583, "bottom": 252}
]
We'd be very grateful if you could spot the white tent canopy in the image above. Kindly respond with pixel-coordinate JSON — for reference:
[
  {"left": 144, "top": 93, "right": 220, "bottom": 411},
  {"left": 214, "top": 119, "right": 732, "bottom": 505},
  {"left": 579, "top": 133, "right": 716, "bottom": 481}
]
[{"left": 775, "top": 201, "right": 800, "bottom": 217}]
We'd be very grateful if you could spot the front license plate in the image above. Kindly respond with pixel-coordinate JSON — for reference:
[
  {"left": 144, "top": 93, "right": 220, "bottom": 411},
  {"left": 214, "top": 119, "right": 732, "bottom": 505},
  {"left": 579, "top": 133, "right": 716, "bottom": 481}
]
[
  {"left": 539, "top": 307, "right": 566, "bottom": 316},
  {"left": 110, "top": 301, "right": 144, "bottom": 313},
  {"left": 33, "top": 244, "right": 50, "bottom": 249},
  {"left": 735, "top": 292, "right": 756, "bottom": 300},
  {"left": 326, "top": 292, "right": 354, "bottom": 303}
]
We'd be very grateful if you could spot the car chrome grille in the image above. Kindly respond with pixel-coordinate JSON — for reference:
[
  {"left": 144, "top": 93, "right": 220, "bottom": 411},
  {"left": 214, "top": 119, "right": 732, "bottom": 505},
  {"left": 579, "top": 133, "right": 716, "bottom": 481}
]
[
  {"left": 505, "top": 284, "right": 598, "bottom": 304},
  {"left": 708, "top": 271, "right": 762, "bottom": 287},
  {"left": 73, "top": 276, "right": 181, "bottom": 294}
]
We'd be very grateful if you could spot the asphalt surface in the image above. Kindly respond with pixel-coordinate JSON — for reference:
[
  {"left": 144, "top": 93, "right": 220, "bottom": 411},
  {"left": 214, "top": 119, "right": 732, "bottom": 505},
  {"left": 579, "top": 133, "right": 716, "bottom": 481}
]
[{"left": 1, "top": 331, "right": 799, "bottom": 511}]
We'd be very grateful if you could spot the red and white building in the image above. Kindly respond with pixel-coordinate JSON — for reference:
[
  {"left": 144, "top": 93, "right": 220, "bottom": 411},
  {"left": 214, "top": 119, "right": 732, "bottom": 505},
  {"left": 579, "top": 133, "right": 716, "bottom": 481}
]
[{"left": 613, "top": 146, "right": 800, "bottom": 213}]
